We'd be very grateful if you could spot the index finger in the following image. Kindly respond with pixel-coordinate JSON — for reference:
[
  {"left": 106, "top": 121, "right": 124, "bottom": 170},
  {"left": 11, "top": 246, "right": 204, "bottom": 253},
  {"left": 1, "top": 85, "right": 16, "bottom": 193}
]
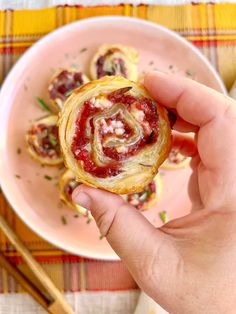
[{"left": 144, "top": 71, "right": 232, "bottom": 128}]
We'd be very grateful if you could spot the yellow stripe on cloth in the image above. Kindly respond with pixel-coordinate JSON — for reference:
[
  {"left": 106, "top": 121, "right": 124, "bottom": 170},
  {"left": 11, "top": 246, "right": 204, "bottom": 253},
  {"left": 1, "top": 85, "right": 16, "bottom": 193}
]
[
  {"left": 215, "top": 3, "right": 236, "bottom": 30},
  {"left": 11, "top": 8, "right": 56, "bottom": 36}
]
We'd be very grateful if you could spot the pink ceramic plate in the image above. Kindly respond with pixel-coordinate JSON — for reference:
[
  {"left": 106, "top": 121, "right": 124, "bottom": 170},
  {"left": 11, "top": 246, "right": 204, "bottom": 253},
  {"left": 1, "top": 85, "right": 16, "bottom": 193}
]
[{"left": 0, "top": 17, "right": 225, "bottom": 260}]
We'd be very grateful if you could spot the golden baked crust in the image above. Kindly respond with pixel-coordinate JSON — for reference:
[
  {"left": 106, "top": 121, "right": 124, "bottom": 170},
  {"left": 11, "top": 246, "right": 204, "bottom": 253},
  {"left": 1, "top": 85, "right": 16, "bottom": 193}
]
[
  {"left": 90, "top": 44, "right": 138, "bottom": 81},
  {"left": 48, "top": 68, "right": 89, "bottom": 113},
  {"left": 26, "top": 115, "right": 63, "bottom": 166},
  {"left": 58, "top": 75, "right": 171, "bottom": 194},
  {"left": 59, "top": 169, "right": 93, "bottom": 219}
]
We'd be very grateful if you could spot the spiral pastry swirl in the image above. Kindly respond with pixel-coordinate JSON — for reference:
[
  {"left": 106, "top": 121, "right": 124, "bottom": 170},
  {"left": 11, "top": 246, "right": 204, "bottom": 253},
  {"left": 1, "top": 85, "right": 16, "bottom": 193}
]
[
  {"left": 59, "top": 169, "right": 93, "bottom": 219},
  {"left": 59, "top": 76, "right": 171, "bottom": 194},
  {"left": 48, "top": 69, "right": 89, "bottom": 112},
  {"left": 26, "top": 115, "right": 63, "bottom": 166},
  {"left": 90, "top": 44, "right": 138, "bottom": 81}
]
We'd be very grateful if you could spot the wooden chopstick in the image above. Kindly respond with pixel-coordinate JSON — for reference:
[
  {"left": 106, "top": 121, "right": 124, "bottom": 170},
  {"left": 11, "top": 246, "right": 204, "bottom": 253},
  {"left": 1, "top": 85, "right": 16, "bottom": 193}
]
[
  {"left": 0, "top": 215, "right": 74, "bottom": 314},
  {"left": 0, "top": 252, "right": 50, "bottom": 310}
]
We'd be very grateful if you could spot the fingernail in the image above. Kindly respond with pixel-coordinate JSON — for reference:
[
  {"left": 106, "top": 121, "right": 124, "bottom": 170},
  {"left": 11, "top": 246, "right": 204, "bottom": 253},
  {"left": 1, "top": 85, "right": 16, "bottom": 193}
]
[{"left": 72, "top": 191, "right": 91, "bottom": 209}]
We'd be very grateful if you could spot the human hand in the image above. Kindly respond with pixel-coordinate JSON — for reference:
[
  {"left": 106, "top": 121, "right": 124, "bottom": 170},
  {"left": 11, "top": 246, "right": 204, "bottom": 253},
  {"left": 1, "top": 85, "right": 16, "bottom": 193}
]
[{"left": 73, "top": 72, "right": 236, "bottom": 314}]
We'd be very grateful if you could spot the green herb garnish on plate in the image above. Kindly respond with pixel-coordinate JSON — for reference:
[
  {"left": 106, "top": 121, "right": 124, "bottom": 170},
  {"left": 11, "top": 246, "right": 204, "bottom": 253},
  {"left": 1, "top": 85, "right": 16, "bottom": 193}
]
[
  {"left": 159, "top": 211, "right": 168, "bottom": 223},
  {"left": 36, "top": 97, "right": 51, "bottom": 112},
  {"left": 80, "top": 47, "right": 87, "bottom": 53},
  {"left": 61, "top": 215, "right": 67, "bottom": 225},
  {"left": 44, "top": 175, "right": 52, "bottom": 181}
]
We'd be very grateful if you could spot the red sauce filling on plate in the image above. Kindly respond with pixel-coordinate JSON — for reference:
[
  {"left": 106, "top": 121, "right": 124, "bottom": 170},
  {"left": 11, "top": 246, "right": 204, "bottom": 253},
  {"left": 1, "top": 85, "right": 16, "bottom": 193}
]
[{"left": 71, "top": 88, "right": 159, "bottom": 178}]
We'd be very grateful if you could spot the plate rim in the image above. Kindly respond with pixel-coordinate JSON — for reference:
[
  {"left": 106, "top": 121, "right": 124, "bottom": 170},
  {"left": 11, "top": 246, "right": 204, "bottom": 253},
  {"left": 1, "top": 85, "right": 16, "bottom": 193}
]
[{"left": 0, "top": 16, "right": 226, "bottom": 260}]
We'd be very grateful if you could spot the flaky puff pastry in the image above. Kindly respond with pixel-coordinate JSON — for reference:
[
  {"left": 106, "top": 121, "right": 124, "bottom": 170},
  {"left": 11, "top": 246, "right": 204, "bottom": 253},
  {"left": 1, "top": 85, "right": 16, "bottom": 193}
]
[
  {"left": 122, "top": 174, "right": 163, "bottom": 211},
  {"left": 161, "top": 148, "right": 190, "bottom": 170},
  {"left": 26, "top": 115, "right": 63, "bottom": 166},
  {"left": 90, "top": 44, "right": 138, "bottom": 81},
  {"left": 48, "top": 69, "right": 89, "bottom": 113},
  {"left": 58, "top": 76, "right": 171, "bottom": 194},
  {"left": 59, "top": 169, "right": 93, "bottom": 219}
]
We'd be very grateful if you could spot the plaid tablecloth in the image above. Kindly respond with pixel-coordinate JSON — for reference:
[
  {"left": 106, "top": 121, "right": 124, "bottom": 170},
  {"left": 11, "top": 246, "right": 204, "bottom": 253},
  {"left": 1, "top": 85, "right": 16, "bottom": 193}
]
[{"left": 0, "top": 2, "right": 236, "bottom": 312}]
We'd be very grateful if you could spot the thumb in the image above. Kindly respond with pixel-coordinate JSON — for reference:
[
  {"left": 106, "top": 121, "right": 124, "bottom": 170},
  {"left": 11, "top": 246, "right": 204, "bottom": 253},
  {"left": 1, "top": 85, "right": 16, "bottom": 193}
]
[{"left": 72, "top": 184, "right": 167, "bottom": 283}]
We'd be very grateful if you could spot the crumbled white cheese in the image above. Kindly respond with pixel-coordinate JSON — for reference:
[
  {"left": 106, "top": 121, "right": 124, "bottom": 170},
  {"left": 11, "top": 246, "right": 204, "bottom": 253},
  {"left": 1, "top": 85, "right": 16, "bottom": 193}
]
[
  {"left": 100, "top": 118, "right": 125, "bottom": 135},
  {"left": 115, "top": 128, "right": 125, "bottom": 135},
  {"left": 74, "top": 149, "right": 80, "bottom": 157},
  {"left": 93, "top": 97, "right": 112, "bottom": 109},
  {"left": 116, "top": 145, "right": 128, "bottom": 153},
  {"left": 132, "top": 109, "right": 145, "bottom": 122},
  {"left": 90, "top": 97, "right": 96, "bottom": 105},
  {"left": 111, "top": 120, "right": 124, "bottom": 128},
  {"left": 67, "top": 73, "right": 74, "bottom": 80},
  {"left": 48, "top": 84, "right": 53, "bottom": 91},
  {"left": 55, "top": 98, "right": 63, "bottom": 109},
  {"left": 142, "top": 122, "right": 151, "bottom": 135},
  {"left": 129, "top": 199, "right": 139, "bottom": 206}
]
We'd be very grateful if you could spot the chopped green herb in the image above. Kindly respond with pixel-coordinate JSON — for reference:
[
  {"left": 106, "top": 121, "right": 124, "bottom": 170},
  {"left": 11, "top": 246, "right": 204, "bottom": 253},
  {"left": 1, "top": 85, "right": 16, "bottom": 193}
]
[
  {"left": 44, "top": 175, "right": 52, "bottom": 181},
  {"left": 80, "top": 47, "right": 87, "bottom": 53},
  {"left": 36, "top": 97, "right": 51, "bottom": 112},
  {"left": 99, "top": 234, "right": 104, "bottom": 240},
  {"left": 86, "top": 218, "right": 92, "bottom": 224},
  {"left": 65, "top": 90, "right": 73, "bottom": 97},
  {"left": 57, "top": 202, "right": 63, "bottom": 209},
  {"left": 149, "top": 61, "right": 154, "bottom": 66},
  {"left": 17, "top": 148, "right": 21, "bottom": 155},
  {"left": 185, "top": 69, "right": 194, "bottom": 77},
  {"left": 139, "top": 163, "right": 152, "bottom": 168},
  {"left": 36, "top": 114, "right": 50, "bottom": 121},
  {"left": 48, "top": 134, "right": 58, "bottom": 146},
  {"left": 61, "top": 215, "right": 67, "bottom": 225},
  {"left": 15, "top": 175, "right": 21, "bottom": 179},
  {"left": 113, "top": 62, "right": 121, "bottom": 73},
  {"left": 169, "top": 65, "right": 173, "bottom": 69},
  {"left": 146, "top": 188, "right": 152, "bottom": 198},
  {"left": 58, "top": 165, "right": 65, "bottom": 171},
  {"left": 159, "top": 211, "right": 168, "bottom": 224},
  {"left": 139, "top": 192, "right": 148, "bottom": 202},
  {"left": 70, "top": 63, "right": 79, "bottom": 69}
]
